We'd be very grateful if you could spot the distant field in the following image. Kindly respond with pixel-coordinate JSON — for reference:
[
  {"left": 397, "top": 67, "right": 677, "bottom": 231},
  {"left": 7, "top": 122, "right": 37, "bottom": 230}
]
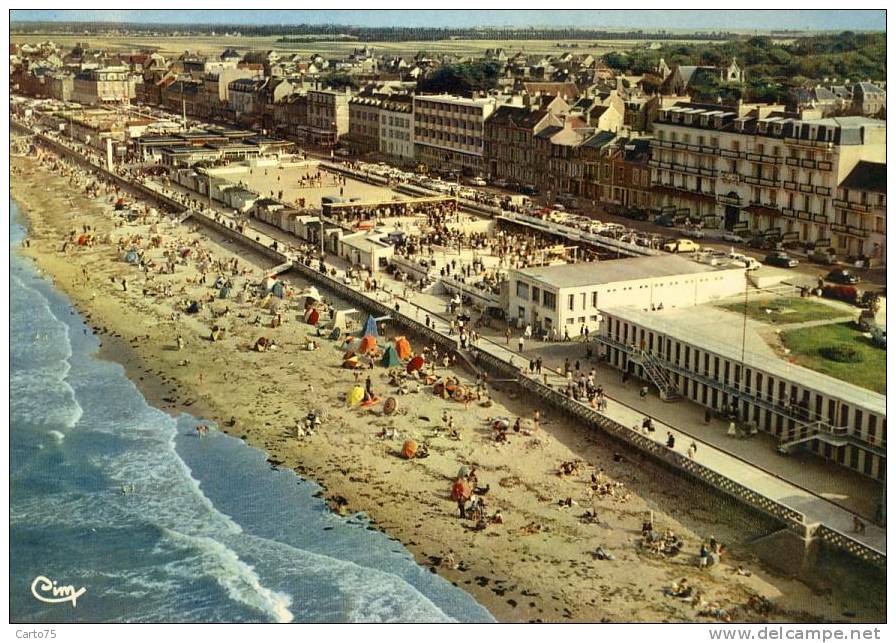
[{"left": 10, "top": 33, "right": 719, "bottom": 58}]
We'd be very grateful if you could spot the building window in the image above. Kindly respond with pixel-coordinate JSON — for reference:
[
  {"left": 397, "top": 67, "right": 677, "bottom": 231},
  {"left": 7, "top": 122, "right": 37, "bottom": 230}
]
[
  {"left": 516, "top": 282, "right": 529, "bottom": 300},
  {"left": 568, "top": 294, "right": 575, "bottom": 311},
  {"left": 543, "top": 291, "right": 556, "bottom": 309}
]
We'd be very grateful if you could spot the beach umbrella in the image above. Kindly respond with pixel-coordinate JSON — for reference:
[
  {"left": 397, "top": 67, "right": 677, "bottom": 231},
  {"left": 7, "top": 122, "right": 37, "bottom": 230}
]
[
  {"left": 451, "top": 478, "right": 472, "bottom": 501},
  {"left": 359, "top": 335, "right": 377, "bottom": 354},
  {"left": 406, "top": 354, "right": 424, "bottom": 373},
  {"left": 347, "top": 385, "right": 365, "bottom": 406},
  {"left": 395, "top": 336, "right": 412, "bottom": 360},
  {"left": 401, "top": 439, "right": 418, "bottom": 460}
]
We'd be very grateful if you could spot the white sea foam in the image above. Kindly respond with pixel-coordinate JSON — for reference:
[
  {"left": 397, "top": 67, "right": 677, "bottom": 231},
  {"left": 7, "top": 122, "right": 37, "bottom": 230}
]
[{"left": 161, "top": 529, "right": 295, "bottom": 623}]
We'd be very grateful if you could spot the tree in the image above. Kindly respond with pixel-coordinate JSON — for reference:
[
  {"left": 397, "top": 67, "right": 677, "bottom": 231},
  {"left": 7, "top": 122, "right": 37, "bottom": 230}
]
[
  {"left": 417, "top": 61, "right": 501, "bottom": 95},
  {"left": 321, "top": 73, "right": 358, "bottom": 90}
]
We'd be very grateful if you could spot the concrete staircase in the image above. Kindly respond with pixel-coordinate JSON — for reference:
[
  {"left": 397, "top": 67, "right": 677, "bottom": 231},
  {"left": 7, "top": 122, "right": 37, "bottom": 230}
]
[{"left": 777, "top": 420, "right": 851, "bottom": 454}]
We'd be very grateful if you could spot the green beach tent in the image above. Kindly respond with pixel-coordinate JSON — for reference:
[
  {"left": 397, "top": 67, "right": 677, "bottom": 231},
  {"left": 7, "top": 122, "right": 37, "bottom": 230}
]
[{"left": 381, "top": 344, "right": 401, "bottom": 367}]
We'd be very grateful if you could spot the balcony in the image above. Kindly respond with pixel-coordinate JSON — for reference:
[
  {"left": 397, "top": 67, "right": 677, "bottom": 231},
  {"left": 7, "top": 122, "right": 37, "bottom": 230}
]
[
  {"left": 720, "top": 149, "right": 739, "bottom": 159},
  {"left": 800, "top": 159, "right": 817, "bottom": 169},
  {"left": 817, "top": 160, "right": 833, "bottom": 171},
  {"left": 717, "top": 194, "right": 742, "bottom": 206},
  {"left": 759, "top": 177, "right": 777, "bottom": 187},
  {"left": 833, "top": 198, "right": 870, "bottom": 213},
  {"left": 815, "top": 185, "right": 832, "bottom": 196},
  {"left": 743, "top": 175, "right": 761, "bottom": 186},
  {"left": 812, "top": 213, "right": 829, "bottom": 224},
  {"left": 783, "top": 181, "right": 797, "bottom": 191},
  {"left": 799, "top": 184, "right": 814, "bottom": 193},
  {"left": 782, "top": 207, "right": 796, "bottom": 217},
  {"left": 831, "top": 222, "right": 848, "bottom": 233},
  {"left": 746, "top": 152, "right": 780, "bottom": 164},
  {"left": 847, "top": 225, "right": 869, "bottom": 237},
  {"left": 785, "top": 158, "right": 801, "bottom": 166}
]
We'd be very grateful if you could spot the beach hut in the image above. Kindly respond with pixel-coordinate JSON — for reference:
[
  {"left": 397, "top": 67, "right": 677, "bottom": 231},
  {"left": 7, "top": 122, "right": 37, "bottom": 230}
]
[
  {"left": 406, "top": 355, "right": 424, "bottom": 373},
  {"left": 394, "top": 336, "right": 412, "bottom": 360},
  {"left": 381, "top": 345, "right": 401, "bottom": 367},
  {"left": 363, "top": 314, "right": 379, "bottom": 338}
]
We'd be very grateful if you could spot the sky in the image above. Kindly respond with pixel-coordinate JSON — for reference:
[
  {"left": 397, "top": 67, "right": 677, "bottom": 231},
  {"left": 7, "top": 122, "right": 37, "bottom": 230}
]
[{"left": 9, "top": 9, "right": 887, "bottom": 31}]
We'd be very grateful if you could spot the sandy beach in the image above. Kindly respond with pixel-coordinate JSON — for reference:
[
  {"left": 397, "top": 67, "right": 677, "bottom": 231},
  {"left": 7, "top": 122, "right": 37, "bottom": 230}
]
[{"left": 10, "top": 153, "right": 883, "bottom": 623}]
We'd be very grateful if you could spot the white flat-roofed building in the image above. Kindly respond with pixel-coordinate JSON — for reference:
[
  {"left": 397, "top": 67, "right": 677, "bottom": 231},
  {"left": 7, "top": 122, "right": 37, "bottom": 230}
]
[
  {"left": 507, "top": 255, "right": 747, "bottom": 336},
  {"left": 597, "top": 305, "right": 886, "bottom": 480},
  {"left": 338, "top": 231, "right": 395, "bottom": 272}
]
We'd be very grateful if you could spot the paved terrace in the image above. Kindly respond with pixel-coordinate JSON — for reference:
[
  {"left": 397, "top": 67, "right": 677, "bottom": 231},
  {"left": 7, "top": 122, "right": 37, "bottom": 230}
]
[{"left": 24, "top": 125, "right": 886, "bottom": 569}]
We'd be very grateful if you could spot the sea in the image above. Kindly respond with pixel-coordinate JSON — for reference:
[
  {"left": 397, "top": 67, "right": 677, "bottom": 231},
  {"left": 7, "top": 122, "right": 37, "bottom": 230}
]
[{"left": 9, "top": 198, "right": 494, "bottom": 624}]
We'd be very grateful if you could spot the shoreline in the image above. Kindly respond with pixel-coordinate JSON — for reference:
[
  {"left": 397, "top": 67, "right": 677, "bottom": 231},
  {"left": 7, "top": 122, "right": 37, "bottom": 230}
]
[{"left": 10, "top": 155, "right": 884, "bottom": 623}]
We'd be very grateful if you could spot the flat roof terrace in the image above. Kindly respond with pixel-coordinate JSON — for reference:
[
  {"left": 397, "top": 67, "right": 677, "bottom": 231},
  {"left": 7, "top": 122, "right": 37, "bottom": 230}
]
[
  {"left": 601, "top": 305, "right": 886, "bottom": 414},
  {"left": 514, "top": 255, "right": 731, "bottom": 290}
]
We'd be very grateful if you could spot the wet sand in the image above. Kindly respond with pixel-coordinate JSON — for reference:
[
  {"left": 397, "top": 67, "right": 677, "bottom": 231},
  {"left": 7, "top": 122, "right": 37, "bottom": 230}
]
[{"left": 10, "top": 154, "right": 883, "bottom": 624}]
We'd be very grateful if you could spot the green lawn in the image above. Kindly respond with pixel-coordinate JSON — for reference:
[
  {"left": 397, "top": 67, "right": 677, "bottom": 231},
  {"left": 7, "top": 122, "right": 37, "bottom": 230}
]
[
  {"left": 781, "top": 323, "right": 886, "bottom": 394},
  {"left": 719, "top": 297, "right": 845, "bottom": 325}
]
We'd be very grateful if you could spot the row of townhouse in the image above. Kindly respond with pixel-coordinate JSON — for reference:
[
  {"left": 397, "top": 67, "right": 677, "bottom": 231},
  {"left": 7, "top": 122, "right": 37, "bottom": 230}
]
[{"left": 649, "top": 102, "right": 886, "bottom": 261}]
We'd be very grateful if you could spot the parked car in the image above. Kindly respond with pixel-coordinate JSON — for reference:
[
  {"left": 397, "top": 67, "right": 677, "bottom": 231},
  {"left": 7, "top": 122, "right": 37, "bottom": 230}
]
[
  {"left": 654, "top": 214, "right": 676, "bottom": 227},
  {"left": 727, "top": 252, "right": 761, "bottom": 271},
  {"left": 809, "top": 247, "right": 838, "bottom": 265},
  {"left": 466, "top": 176, "right": 487, "bottom": 187},
  {"left": 490, "top": 178, "right": 509, "bottom": 188},
  {"left": 519, "top": 184, "right": 538, "bottom": 195},
  {"left": 551, "top": 203, "right": 566, "bottom": 211},
  {"left": 826, "top": 269, "right": 860, "bottom": 285},
  {"left": 764, "top": 252, "right": 799, "bottom": 268},
  {"left": 679, "top": 226, "right": 705, "bottom": 239},
  {"left": 720, "top": 231, "right": 745, "bottom": 243},
  {"left": 663, "top": 238, "right": 701, "bottom": 253},
  {"left": 625, "top": 208, "right": 650, "bottom": 221}
]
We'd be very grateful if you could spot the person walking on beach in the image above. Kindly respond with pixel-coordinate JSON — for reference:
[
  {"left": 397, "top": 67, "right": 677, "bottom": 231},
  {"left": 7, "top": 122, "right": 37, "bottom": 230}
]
[
  {"left": 505, "top": 328, "right": 512, "bottom": 345},
  {"left": 533, "top": 409, "right": 541, "bottom": 431},
  {"left": 666, "top": 432, "right": 675, "bottom": 449},
  {"left": 687, "top": 442, "right": 697, "bottom": 459},
  {"left": 699, "top": 542, "right": 709, "bottom": 568},
  {"left": 518, "top": 336, "right": 524, "bottom": 354}
]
